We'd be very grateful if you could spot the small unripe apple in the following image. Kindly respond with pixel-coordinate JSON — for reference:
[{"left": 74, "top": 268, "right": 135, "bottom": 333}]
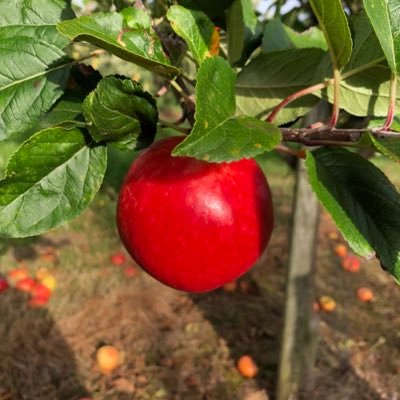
[{"left": 117, "top": 136, "right": 274, "bottom": 292}]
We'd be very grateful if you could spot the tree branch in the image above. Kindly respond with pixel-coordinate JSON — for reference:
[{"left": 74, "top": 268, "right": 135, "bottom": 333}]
[{"left": 280, "top": 127, "right": 400, "bottom": 146}]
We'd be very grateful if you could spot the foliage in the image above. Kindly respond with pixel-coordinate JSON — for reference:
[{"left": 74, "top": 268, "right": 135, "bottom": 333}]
[{"left": 1, "top": 0, "right": 400, "bottom": 283}]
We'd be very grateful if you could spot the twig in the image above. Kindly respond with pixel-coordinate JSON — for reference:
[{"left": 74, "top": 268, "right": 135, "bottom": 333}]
[{"left": 280, "top": 127, "right": 400, "bottom": 146}]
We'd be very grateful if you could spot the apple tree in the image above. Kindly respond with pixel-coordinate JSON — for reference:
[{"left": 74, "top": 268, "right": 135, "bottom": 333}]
[{"left": 0, "top": 0, "right": 400, "bottom": 397}]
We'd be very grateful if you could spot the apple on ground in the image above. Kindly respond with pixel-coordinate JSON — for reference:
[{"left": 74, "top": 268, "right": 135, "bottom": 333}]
[
  {"left": 15, "top": 277, "right": 36, "bottom": 293},
  {"left": 117, "top": 136, "right": 274, "bottom": 292},
  {"left": 29, "top": 283, "right": 52, "bottom": 307},
  {"left": 0, "top": 277, "right": 9, "bottom": 293},
  {"left": 7, "top": 267, "right": 29, "bottom": 285},
  {"left": 96, "top": 345, "right": 122, "bottom": 374},
  {"left": 319, "top": 296, "right": 336, "bottom": 312},
  {"left": 110, "top": 252, "right": 127, "bottom": 266},
  {"left": 237, "top": 355, "right": 258, "bottom": 378},
  {"left": 123, "top": 265, "right": 138, "bottom": 278},
  {"left": 357, "top": 287, "right": 374, "bottom": 302}
]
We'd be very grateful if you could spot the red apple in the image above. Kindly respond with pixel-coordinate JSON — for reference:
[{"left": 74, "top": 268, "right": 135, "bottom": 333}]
[
  {"left": 0, "top": 277, "right": 9, "bottom": 293},
  {"left": 15, "top": 277, "right": 36, "bottom": 292},
  {"left": 110, "top": 252, "right": 126, "bottom": 266},
  {"left": 117, "top": 136, "right": 274, "bottom": 292},
  {"left": 31, "top": 283, "right": 51, "bottom": 300}
]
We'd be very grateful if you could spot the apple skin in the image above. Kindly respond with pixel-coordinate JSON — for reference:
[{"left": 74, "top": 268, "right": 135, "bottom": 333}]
[{"left": 117, "top": 136, "right": 274, "bottom": 292}]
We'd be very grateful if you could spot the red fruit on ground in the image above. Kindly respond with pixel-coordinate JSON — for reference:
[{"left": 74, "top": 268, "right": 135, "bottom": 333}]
[
  {"left": 110, "top": 252, "right": 126, "bottom": 266},
  {"left": 31, "top": 283, "right": 51, "bottom": 300},
  {"left": 319, "top": 296, "right": 336, "bottom": 312},
  {"left": 7, "top": 267, "right": 29, "bottom": 285},
  {"left": 29, "top": 296, "right": 50, "bottom": 308},
  {"left": 0, "top": 278, "right": 9, "bottom": 293},
  {"left": 222, "top": 281, "right": 237, "bottom": 293},
  {"left": 357, "top": 287, "right": 374, "bottom": 302},
  {"left": 117, "top": 136, "right": 274, "bottom": 292},
  {"left": 237, "top": 355, "right": 258, "bottom": 378},
  {"left": 123, "top": 265, "right": 138, "bottom": 278},
  {"left": 341, "top": 255, "right": 361, "bottom": 273},
  {"left": 15, "top": 277, "right": 36, "bottom": 293},
  {"left": 334, "top": 244, "right": 347, "bottom": 258}
]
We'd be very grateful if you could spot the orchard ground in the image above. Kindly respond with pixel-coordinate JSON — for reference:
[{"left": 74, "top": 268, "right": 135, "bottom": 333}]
[{"left": 0, "top": 148, "right": 399, "bottom": 400}]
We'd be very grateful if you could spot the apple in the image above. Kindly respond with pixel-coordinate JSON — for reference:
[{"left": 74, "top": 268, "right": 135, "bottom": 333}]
[
  {"left": 123, "top": 265, "right": 138, "bottom": 278},
  {"left": 117, "top": 136, "right": 274, "bottom": 292},
  {"left": 96, "top": 345, "right": 122, "bottom": 374},
  {"left": 357, "top": 287, "right": 374, "bottom": 302},
  {"left": 15, "top": 277, "right": 36, "bottom": 292},
  {"left": 237, "top": 355, "right": 258, "bottom": 378},
  {"left": 7, "top": 267, "right": 29, "bottom": 285},
  {"left": 31, "top": 283, "right": 51, "bottom": 301},
  {"left": 319, "top": 295, "right": 336, "bottom": 312},
  {"left": 110, "top": 252, "right": 126, "bottom": 266},
  {"left": 0, "top": 277, "right": 9, "bottom": 293}
]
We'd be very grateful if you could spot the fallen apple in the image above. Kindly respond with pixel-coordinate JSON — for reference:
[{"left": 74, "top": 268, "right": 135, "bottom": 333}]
[
  {"left": 7, "top": 267, "right": 29, "bottom": 285},
  {"left": 0, "top": 277, "right": 9, "bottom": 293},
  {"left": 237, "top": 355, "right": 258, "bottom": 378},
  {"left": 96, "top": 345, "right": 122, "bottom": 374},
  {"left": 15, "top": 277, "right": 36, "bottom": 293},
  {"left": 110, "top": 252, "right": 126, "bottom": 266},
  {"left": 117, "top": 136, "right": 274, "bottom": 292}
]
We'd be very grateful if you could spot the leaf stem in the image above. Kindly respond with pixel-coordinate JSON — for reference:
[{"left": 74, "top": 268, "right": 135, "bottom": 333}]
[
  {"left": 265, "top": 56, "right": 386, "bottom": 123},
  {"left": 170, "top": 80, "right": 193, "bottom": 104},
  {"left": 266, "top": 80, "right": 333, "bottom": 122},
  {"left": 376, "top": 71, "right": 398, "bottom": 131},
  {"left": 159, "top": 120, "right": 190, "bottom": 134},
  {"left": 328, "top": 68, "right": 341, "bottom": 127}
]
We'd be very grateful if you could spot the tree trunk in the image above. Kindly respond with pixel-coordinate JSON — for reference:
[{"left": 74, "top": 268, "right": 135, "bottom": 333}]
[{"left": 276, "top": 159, "right": 320, "bottom": 400}]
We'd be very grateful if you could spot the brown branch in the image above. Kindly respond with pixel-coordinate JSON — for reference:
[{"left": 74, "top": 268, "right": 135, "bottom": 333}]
[{"left": 281, "top": 128, "right": 400, "bottom": 146}]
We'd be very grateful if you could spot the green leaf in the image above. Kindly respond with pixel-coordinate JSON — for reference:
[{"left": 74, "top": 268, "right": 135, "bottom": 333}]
[
  {"left": 309, "top": 0, "right": 352, "bottom": 70},
  {"left": 262, "top": 19, "right": 327, "bottom": 52},
  {"left": 173, "top": 115, "right": 281, "bottom": 162},
  {"left": 0, "top": 37, "right": 71, "bottom": 140},
  {"left": 345, "top": 14, "right": 384, "bottom": 72},
  {"left": 167, "top": 5, "right": 214, "bottom": 65},
  {"left": 57, "top": 12, "right": 179, "bottom": 79},
  {"left": 177, "top": 0, "right": 235, "bottom": 20},
  {"left": 121, "top": 7, "right": 151, "bottom": 30},
  {"left": 226, "top": 0, "right": 258, "bottom": 65},
  {"left": 365, "top": 132, "right": 400, "bottom": 161},
  {"left": 316, "top": 65, "right": 400, "bottom": 117},
  {"left": 32, "top": 98, "right": 85, "bottom": 132},
  {"left": 0, "top": 0, "right": 74, "bottom": 48},
  {"left": 0, "top": 127, "right": 107, "bottom": 238},
  {"left": 306, "top": 147, "right": 400, "bottom": 280},
  {"left": 83, "top": 76, "right": 158, "bottom": 150},
  {"left": 363, "top": 0, "right": 400, "bottom": 74},
  {"left": 235, "top": 48, "right": 325, "bottom": 122},
  {"left": 173, "top": 56, "right": 281, "bottom": 162}
]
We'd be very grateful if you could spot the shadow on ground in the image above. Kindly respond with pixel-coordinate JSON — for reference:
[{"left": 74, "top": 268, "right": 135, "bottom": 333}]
[{"left": 0, "top": 287, "right": 88, "bottom": 400}]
